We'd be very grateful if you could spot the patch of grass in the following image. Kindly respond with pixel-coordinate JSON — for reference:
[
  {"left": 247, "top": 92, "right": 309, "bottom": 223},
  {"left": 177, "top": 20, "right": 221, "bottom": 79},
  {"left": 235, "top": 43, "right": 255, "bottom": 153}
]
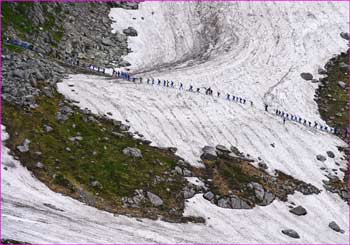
[
  {"left": 316, "top": 52, "right": 348, "bottom": 140},
  {"left": 3, "top": 92, "right": 186, "bottom": 220},
  {"left": 2, "top": 43, "right": 24, "bottom": 53}
]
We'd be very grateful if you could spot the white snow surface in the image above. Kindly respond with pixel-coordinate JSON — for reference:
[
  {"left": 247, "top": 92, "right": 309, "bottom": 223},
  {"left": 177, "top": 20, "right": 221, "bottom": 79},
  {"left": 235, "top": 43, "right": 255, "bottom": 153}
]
[{"left": 2, "top": 2, "right": 349, "bottom": 244}]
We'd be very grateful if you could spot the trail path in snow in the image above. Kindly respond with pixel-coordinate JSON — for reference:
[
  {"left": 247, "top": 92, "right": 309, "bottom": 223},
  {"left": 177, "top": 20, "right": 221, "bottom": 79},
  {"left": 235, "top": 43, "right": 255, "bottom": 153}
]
[{"left": 3, "top": 2, "right": 349, "bottom": 244}]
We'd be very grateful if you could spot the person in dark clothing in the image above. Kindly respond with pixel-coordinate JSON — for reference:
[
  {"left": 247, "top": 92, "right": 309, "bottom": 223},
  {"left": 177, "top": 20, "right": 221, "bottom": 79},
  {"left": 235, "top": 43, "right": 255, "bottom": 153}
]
[
  {"left": 283, "top": 117, "right": 286, "bottom": 124},
  {"left": 158, "top": 79, "right": 161, "bottom": 85},
  {"left": 163, "top": 80, "right": 166, "bottom": 86},
  {"left": 133, "top": 77, "right": 136, "bottom": 83},
  {"left": 250, "top": 101, "right": 253, "bottom": 107},
  {"left": 217, "top": 91, "right": 220, "bottom": 97},
  {"left": 179, "top": 83, "right": 183, "bottom": 89},
  {"left": 226, "top": 94, "right": 230, "bottom": 100},
  {"left": 171, "top": 81, "right": 174, "bottom": 87},
  {"left": 264, "top": 104, "right": 268, "bottom": 112},
  {"left": 232, "top": 95, "right": 235, "bottom": 101},
  {"left": 308, "top": 121, "right": 312, "bottom": 127},
  {"left": 276, "top": 109, "right": 279, "bottom": 115},
  {"left": 196, "top": 88, "right": 200, "bottom": 93},
  {"left": 166, "top": 81, "right": 169, "bottom": 87},
  {"left": 298, "top": 117, "right": 302, "bottom": 123},
  {"left": 303, "top": 119, "right": 306, "bottom": 125},
  {"left": 281, "top": 112, "right": 285, "bottom": 117},
  {"left": 243, "top": 99, "right": 246, "bottom": 104},
  {"left": 140, "top": 78, "right": 143, "bottom": 83},
  {"left": 239, "top": 98, "right": 242, "bottom": 103},
  {"left": 147, "top": 78, "right": 150, "bottom": 84},
  {"left": 320, "top": 126, "right": 323, "bottom": 130},
  {"left": 314, "top": 121, "right": 318, "bottom": 128},
  {"left": 189, "top": 85, "right": 193, "bottom": 91}
]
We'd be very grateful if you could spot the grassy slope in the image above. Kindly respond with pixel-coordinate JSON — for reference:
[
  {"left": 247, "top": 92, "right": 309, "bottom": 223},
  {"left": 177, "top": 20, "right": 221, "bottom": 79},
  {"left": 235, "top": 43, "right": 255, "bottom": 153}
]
[{"left": 3, "top": 91, "right": 188, "bottom": 220}]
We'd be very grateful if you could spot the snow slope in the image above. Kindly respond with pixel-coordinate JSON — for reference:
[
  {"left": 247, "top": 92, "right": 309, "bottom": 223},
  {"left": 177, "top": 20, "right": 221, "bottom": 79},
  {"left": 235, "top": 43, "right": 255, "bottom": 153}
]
[{"left": 2, "top": 1, "right": 349, "bottom": 244}]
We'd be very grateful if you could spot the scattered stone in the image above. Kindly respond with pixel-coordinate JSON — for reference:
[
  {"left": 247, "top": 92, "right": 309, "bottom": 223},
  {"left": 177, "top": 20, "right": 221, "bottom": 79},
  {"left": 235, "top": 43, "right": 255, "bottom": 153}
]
[
  {"left": 65, "top": 147, "right": 71, "bottom": 152},
  {"left": 90, "top": 180, "right": 102, "bottom": 189},
  {"left": 183, "top": 187, "right": 196, "bottom": 199},
  {"left": 175, "top": 166, "right": 183, "bottom": 175},
  {"left": 289, "top": 205, "right": 307, "bottom": 216},
  {"left": 281, "top": 229, "right": 300, "bottom": 239},
  {"left": 123, "top": 27, "right": 138, "bottom": 36},
  {"left": 316, "top": 154, "right": 326, "bottom": 162},
  {"left": 328, "top": 221, "right": 344, "bottom": 233},
  {"left": 183, "top": 168, "right": 192, "bottom": 177},
  {"left": 147, "top": 191, "right": 163, "bottom": 206},
  {"left": 122, "top": 147, "right": 142, "bottom": 158},
  {"left": 16, "top": 139, "right": 30, "bottom": 153},
  {"left": 230, "top": 195, "right": 251, "bottom": 209},
  {"left": 326, "top": 151, "right": 335, "bottom": 158},
  {"left": 318, "top": 68, "right": 327, "bottom": 75},
  {"left": 300, "top": 72, "right": 313, "bottom": 80},
  {"left": 258, "top": 162, "right": 268, "bottom": 170},
  {"left": 203, "top": 191, "right": 214, "bottom": 201}
]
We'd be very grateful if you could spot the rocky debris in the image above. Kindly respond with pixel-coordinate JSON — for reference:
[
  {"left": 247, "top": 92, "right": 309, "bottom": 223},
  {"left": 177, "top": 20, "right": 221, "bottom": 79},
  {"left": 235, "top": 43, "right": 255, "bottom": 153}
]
[
  {"left": 316, "top": 154, "right": 326, "bottom": 162},
  {"left": 337, "top": 81, "right": 347, "bottom": 89},
  {"left": 203, "top": 191, "right": 214, "bottom": 201},
  {"left": 122, "top": 147, "right": 142, "bottom": 158},
  {"left": 289, "top": 205, "right": 307, "bottom": 216},
  {"left": 123, "top": 27, "right": 138, "bottom": 36},
  {"left": 281, "top": 229, "right": 300, "bottom": 239},
  {"left": 56, "top": 105, "right": 73, "bottom": 122},
  {"left": 328, "top": 221, "right": 345, "bottom": 233},
  {"left": 296, "top": 183, "right": 320, "bottom": 195},
  {"left": 258, "top": 161, "right": 268, "bottom": 170},
  {"left": 122, "top": 189, "right": 145, "bottom": 208},
  {"left": 183, "top": 168, "right": 192, "bottom": 177},
  {"left": 16, "top": 139, "right": 30, "bottom": 153},
  {"left": 201, "top": 146, "right": 217, "bottom": 160},
  {"left": 168, "top": 147, "right": 177, "bottom": 153},
  {"left": 36, "top": 162, "right": 45, "bottom": 169},
  {"left": 326, "top": 151, "right": 335, "bottom": 158},
  {"left": 248, "top": 182, "right": 275, "bottom": 205},
  {"left": 300, "top": 72, "right": 313, "bottom": 81},
  {"left": 340, "top": 32, "right": 349, "bottom": 40},
  {"left": 69, "top": 136, "right": 83, "bottom": 142},
  {"left": 147, "top": 191, "right": 163, "bottom": 207},
  {"left": 217, "top": 196, "right": 251, "bottom": 209},
  {"left": 175, "top": 166, "right": 183, "bottom": 175}
]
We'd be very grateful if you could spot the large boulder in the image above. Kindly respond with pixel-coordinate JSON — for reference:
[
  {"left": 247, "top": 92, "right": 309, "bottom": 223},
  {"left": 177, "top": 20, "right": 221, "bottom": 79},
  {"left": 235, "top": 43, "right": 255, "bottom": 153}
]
[
  {"left": 201, "top": 146, "right": 217, "bottom": 160},
  {"left": 122, "top": 147, "right": 143, "bottom": 158},
  {"left": 289, "top": 205, "right": 307, "bottom": 216},
  {"left": 337, "top": 81, "right": 346, "bottom": 89},
  {"left": 300, "top": 72, "right": 313, "bottom": 81},
  {"left": 281, "top": 229, "right": 300, "bottom": 239},
  {"left": 147, "top": 191, "right": 163, "bottom": 207},
  {"left": 123, "top": 27, "right": 138, "bottom": 37}
]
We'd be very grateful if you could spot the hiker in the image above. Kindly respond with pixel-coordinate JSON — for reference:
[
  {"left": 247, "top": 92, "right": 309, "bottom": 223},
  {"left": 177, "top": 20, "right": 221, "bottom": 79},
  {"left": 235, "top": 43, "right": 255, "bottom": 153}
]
[
  {"left": 250, "top": 101, "right": 253, "bottom": 107},
  {"left": 217, "top": 91, "right": 220, "bottom": 97},
  {"left": 171, "top": 81, "right": 174, "bottom": 87},
  {"left": 140, "top": 78, "right": 143, "bottom": 83},
  {"left": 163, "top": 80, "right": 166, "bottom": 86},
  {"left": 283, "top": 117, "right": 286, "bottom": 124},
  {"left": 196, "top": 88, "right": 200, "bottom": 93},
  {"left": 281, "top": 112, "right": 285, "bottom": 117},
  {"left": 298, "top": 117, "right": 302, "bottom": 123},
  {"left": 179, "top": 83, "right": 183, "bottom": 89},
  {"left": 226, "top": 94, "right": 230, "bottom": 100},
  {"left": 158, "top": 79, "right": 161, "bottom": 85},
  {"left": 264, "top": 104, "right": 268, "bottom": 112},
  {"left": 147, "top": 78, "right": 150, "bottom": 84},
  {"left": 308, "top": 121, "right": 312, "bottom": 127},
  {"left": 133, "top": 77, "right": 136, "bottom": 83},
  {"left": 286, "top": 114, "right": 289, "bottom": 119},
  {"left": 166, "top": 81, "right": 170, "bottom": 87},
  {"left": 239, "top": 98, "right": 242, "bottom": 103},
  {"left": 189, "top": 85, "right": 193, "bottom": 91},
  {"left": 303, "top": 119, "right": 307, "bottom": 125},
  {"left": 232, "top": 95, "right": 236, "bottom": 101},
  {"left": 314, "top": 121, "right": 318, "bottom": 128}
]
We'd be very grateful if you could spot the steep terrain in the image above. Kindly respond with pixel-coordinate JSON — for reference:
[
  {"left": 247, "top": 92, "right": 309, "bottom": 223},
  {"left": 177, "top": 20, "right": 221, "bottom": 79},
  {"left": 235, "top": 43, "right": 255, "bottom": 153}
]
[{"left": 2, "top": 1, "right": 349, "bottom": 244}]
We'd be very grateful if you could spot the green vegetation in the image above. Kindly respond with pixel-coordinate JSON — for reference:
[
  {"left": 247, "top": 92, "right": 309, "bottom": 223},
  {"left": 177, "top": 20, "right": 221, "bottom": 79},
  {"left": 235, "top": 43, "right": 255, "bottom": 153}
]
[
  {"left": 2, "top": 43, "right": 24, "bottom": 53},
  {"left": 316, "top": 52, "right": 348, "bottom": 140},
  {"left": 3, "top": 91, "right": 186, "bottom": 220}
]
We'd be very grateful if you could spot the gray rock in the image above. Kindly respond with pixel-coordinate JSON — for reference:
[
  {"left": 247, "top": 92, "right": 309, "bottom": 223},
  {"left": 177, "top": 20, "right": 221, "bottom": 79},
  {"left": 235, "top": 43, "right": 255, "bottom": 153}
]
[
  {"left": 203, "top": 191, "right": 214, "bottom": 201},
  {"left": 183, "top": 187, "right": 196, "bottom": 199},
  {"left": 122, "top": 147, "right": 142, "bottom": 158},
  {"left": 230, "top": 195, "right": 251, "bottom": 209},
  {"left": 102, "top": 37, "right": 113, "bottom": 46},
  {"left": 340, "top": 32, "right": 349, "bottom": 40},
  {"left": 123, "top": 27, "right": 138, "bottom": 36},
  {"left": 316, "top": 154, "right": 326, "bottom": 162},
  {"left": 183, "top": 168, "right": 192, "bottom": 177},
  {"left": 17, "top": 139, "right": 31, "bottom": 153},
  {"left": 258, "top": 162, "right": 268, "bottom": 170},
  {"left": 250, "top": 182, "right": 265, "bottom": 201},
  {"left": 216, "top": 145, "right": 230, "bottom": 153},
  {"left": 338, "top": 81, "right": 346, "bottom": 89},
  {"left": 289, "top": 205, "right": 307, "bottom": 216},
  {"left": 328, "top": 221, "right": 344, "bottom": 233},
  {"left": 261, "top": 192, "right": 275, "bottom": 206},
  {"left": 90, "top": 180, "right": 102, "bottom": 189},
  {"left": 326, "top": 151, "right": 335, "bottom": 158},
  {"left": 174, "top": 166, "right": 183, "bottom": 175},
  {"left": 339, "top": 62, "right": 348, "bottom": 72},
  {"left": 282, "top": 229, "right": 300, "bottom": 239},
  {"left": 217, "top": 197, "right": 231, "bottom": 208},
  {"left": 201, "top": 146, "right": 217, "bottom": 160},
  {"left": 147, "top": 191, "right": 163, "bottom": 206},
  {"left": 300, "top": 72, "right": 313, "bottom": 81}
]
